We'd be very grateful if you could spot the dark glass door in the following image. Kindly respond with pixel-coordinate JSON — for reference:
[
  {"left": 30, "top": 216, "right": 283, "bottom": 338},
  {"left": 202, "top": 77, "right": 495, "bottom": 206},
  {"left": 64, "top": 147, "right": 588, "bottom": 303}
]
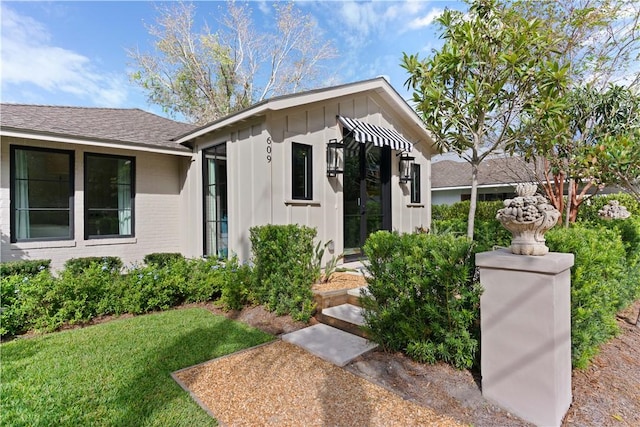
[
  {"left": 343, "top": 141, "right": 390, "bottom": 258},
  {"left": 203, "top": 144, "right": 228, "bottom": 258}
]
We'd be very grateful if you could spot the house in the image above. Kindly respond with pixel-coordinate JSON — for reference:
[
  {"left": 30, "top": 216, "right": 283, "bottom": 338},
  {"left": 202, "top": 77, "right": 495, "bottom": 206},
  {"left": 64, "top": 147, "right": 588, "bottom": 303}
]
[
  {"left": 1, "top": 78, "right": 437, "bottom": 270},
  {"left": 431, "top": 156, "right": 538, "bottom": 205},
  {"left": 431, "top": 155, "right": 623, "bottom": 206}
]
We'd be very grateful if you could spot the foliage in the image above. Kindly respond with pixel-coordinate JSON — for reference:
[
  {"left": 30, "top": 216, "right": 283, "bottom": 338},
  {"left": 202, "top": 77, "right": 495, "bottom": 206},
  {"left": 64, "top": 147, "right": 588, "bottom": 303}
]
[
  {"left": 0, "top": 308, "right": 272, "bottom": 426},
  {"left": 432, "top": 200, "right": 505, "bottom": 222},
  {"left": 218, "top": 256, "right": 255, "bottom": 311},
  {"left": 598, "top": 129, "right": 640, "bottom": 202},
  {"left": 431, "top": 200, "right": 512, "bottom": 252},
  {"left": 546, "top": 224, "right": 639, "bottom": 368},
  {"left": 403, "top": 0, "right": 568, "bottom": 239},
  {"left": 64, "top": 256, "right": 123, "bottom": 275},
  {"left": 362, "top": 231, "right": 480, "bottom": 369},
  {"left": 1, "top": 274, "right": 30, "bottom": 337},
  {"left": 0, "top": 259, "right": 51, "bottom": 277},
  {"left": 311, "top": 240, "right": 345, "bottom": 283},
  {"left": 520, "top": 85, "right": 640, "bottom": 223},
  {"left": 128, "top": 1, "right": 337, "bottom": 124},
  {"left": 249, "top": 224, "right": 317, "bottom": 322},
  {"left": 0, "top": 256, "right": 241, "bottom": 337},
  {"left": 577, "top": 193, "right": 640, "bottom": 222},
  {"left": 144, "top": 252, "right": 185, "bottom": 267},
  {"left": 513, "top": 0, "right": 640, "bottom": 90}
]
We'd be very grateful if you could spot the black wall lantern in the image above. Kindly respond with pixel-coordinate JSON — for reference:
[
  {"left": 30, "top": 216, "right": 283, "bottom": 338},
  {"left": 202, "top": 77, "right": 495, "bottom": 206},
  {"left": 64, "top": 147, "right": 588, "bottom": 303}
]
[
  {"left": 326, "top": 138, "right": 344, "bottom": 177},
  {"left": 398, "top": 152, "right": 415, "bottom": 183}
]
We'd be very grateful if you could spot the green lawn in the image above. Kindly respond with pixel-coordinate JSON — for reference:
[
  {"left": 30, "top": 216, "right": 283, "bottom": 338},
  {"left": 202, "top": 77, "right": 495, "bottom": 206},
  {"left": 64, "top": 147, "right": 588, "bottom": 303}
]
[{"left": 0, "top": 308, "right": 273, "bottom": 426}]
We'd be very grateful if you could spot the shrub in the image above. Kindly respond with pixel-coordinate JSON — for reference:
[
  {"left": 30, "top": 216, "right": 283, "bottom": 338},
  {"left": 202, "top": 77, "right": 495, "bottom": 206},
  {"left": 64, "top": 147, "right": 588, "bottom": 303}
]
[
  {"left": 432, "top": 200, "right": 504, "bottom": 222},
  {"left": 143, "top": 252, "right": 184, "bottom": 268},
  {"left": 546, "top": 224, "right": 635, "bottom": 368},
  {"left": 1, "top": 274, "right": 29, "bottom": 337},
  {"left": 64, "top": 257, "right": 122, "bottom": 275},
  {"left": 249, "top": 224, "right": 317, "bottom": 322},
  {"left": 7, "top": 270, "right": 62, "bottom": 333},
  {"left": 0, "top": 259, "right": 51, "bottom": 277},
  {"left": 577, "top": 192, "right": 640, "bottom": 222},
  {"left": 432, "top": 218, "right": 511, "bottom": 253},
  {"left": 218, "top": 257, "right": 254, "bottom": 311},
  {"left": 119, "top": 263, "right": 187, "bottom": 314},
  {"left": 362, "top": 231, "right": 480, "bottom": 369}
]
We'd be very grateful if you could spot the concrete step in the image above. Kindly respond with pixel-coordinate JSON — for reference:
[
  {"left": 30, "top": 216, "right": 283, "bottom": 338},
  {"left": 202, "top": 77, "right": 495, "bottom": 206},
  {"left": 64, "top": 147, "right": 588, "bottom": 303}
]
[
  {"left": 281, "top": 323, "right": 378, "bottom": 367},
  {"left": 316, "top": 303, "right": 368, "bottom": 338},
  {"left": 323, "top": 303, "right": 366, "bottom": 326},
  {"left": 346, "top": 286, "right": 371, "bottom": 306}
]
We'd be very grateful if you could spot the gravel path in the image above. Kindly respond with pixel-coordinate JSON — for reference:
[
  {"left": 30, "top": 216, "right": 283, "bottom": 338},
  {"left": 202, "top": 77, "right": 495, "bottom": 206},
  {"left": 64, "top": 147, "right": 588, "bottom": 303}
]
[{"left": 173, "top": 340, "right": 463, "bottom": 427}]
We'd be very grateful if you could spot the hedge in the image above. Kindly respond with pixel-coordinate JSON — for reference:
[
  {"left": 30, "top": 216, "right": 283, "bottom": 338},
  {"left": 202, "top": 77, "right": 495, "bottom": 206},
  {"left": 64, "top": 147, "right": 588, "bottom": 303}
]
[
  {"left": 249, "top": 224, "right": 317, "bottom": 322},
  {"left": 362, "top": 231, "right": 480, "bottom": 369}
]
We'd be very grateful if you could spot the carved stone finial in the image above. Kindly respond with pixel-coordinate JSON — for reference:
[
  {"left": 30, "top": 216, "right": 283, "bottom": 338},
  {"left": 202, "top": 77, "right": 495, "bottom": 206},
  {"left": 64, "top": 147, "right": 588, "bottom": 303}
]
[
  {"left": 597, "top": 200, "right": 631, "bottom": 220},
  {"left": 496, "top": 184, "right": 560, "bottom": 256}
]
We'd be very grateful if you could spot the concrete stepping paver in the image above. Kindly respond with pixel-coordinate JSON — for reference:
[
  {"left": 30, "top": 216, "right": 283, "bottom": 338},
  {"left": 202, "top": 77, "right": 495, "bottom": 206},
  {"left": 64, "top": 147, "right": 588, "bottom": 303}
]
[
  {"left": 322, "top": 303, "right": 366, "bottom": 326},
  {"left": 281, "top": 323, "right": 378, "bottom": 367}
]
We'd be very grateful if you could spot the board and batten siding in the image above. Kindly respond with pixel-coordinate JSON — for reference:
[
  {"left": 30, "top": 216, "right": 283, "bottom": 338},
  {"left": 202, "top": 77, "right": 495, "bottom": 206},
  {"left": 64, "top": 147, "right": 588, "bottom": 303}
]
[
  {"left": 188, "top": 91, "right": 431, "bottom": 264},
  {"left": 0, "top": 137, "right": 190, "bottom": 271}
]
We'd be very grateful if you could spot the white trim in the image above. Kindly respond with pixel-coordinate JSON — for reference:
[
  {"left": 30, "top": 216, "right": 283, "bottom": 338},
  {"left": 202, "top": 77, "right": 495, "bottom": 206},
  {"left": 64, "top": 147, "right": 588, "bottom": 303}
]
[
  {"left": 11, "top": 240, "right": 77, "bottom": 250},
  {"left": 284, "top": 199, "right": 321, "bottom": 206},
  {"left": 85, "top": 237, "right": 138, "bottom": 246},
  {"left": 432, "top": 183, "right": 517, "bottom": 191},
  {"left": 1, "top": 130, "right": 193, "bottom": 157}
]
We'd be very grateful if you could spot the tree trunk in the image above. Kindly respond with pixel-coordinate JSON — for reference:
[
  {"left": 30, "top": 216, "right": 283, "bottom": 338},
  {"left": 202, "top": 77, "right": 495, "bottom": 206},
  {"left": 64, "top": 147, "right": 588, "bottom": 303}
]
[
  {"left": 565, "top": 178, "right": 573, "bottom": 228},
  {"left": 467, "top": 162, "right": 479, "bottom": 240}
]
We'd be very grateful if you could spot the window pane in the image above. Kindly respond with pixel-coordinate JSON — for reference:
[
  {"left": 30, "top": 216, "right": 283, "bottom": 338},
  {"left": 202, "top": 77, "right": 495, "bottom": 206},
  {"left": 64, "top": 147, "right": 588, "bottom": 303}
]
[
  {"left": 85, "top": 155, "right": 134, "bottom": 238},
  {"left": 12, "top": 147, "right": 73, "bottom": 241},
  {"left": 17, "top": 211, "right": 70, "bottom": 240},
  {"left": 204, "top": 145, "right": 228, "bottom": 258},
  {"left": 292, "top": 143, "right": 312, "bottom": 200},
  {"left": 411, "top": 164, "right": 421, "bottom": 203}
]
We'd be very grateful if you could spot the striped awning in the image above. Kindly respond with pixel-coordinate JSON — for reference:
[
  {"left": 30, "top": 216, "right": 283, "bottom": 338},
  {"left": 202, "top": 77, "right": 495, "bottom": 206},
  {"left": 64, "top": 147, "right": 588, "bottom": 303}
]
[{"left": 337, "top": 116, "right": 413, "bottom": 152}]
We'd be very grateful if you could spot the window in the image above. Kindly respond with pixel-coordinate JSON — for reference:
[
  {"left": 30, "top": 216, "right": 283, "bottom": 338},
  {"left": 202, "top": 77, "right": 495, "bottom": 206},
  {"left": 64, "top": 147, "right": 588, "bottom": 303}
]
[
  {"left": 203, "top": 144, "right": 228, "bottom": 258},
  {"left": 10, "top": 146, "right": 74, "bottom": 242},
  {"left": 292, "top": 143, "right": 312, "bottom": 200},
  {"left": 85, "top": 153, "right": 134, "bottom": 238},
  {"left": 410, "top": 163, "right": 421, "bottom": 204}
]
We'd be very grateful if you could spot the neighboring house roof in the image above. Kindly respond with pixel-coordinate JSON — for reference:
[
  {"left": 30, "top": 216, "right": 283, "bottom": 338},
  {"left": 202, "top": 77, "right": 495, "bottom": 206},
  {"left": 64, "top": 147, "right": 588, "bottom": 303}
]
[
  {"left": 0, "top": 104, "right": 195, "bottom": 153},
  {"left": 174, "top": 77, "right": 436, "bottom": 152},
  {"left": 432, "top": 157, "right": 539, "bottom": 190}
]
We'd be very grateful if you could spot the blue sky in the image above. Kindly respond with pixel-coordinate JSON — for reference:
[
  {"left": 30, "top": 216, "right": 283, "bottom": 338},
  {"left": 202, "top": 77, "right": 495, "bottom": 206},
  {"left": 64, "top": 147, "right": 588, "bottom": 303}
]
[{"left": 0, "top": 1, "right": 464, "bottom": 121}]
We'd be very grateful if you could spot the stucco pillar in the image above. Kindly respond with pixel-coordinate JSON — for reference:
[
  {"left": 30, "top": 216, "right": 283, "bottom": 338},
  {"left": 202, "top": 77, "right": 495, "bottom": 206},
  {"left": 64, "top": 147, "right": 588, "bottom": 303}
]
[{"left": 476, "top": 248, "right": 574, "bottom": 427}]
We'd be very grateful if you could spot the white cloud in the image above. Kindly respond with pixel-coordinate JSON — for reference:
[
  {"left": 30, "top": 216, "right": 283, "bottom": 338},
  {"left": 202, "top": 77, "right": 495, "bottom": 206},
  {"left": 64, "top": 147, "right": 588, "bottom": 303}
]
[
  {"left": 407, "top": 8, "right": 443, "bottom": 30},
  {"left": 0, "top": 5, "right": 129, "bottom": 106}
]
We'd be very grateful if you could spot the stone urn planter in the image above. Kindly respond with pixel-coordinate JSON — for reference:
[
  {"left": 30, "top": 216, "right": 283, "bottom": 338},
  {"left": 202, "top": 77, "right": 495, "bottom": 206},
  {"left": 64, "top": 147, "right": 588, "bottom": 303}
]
[{"left": 496, "top": 183, "right": 561, "bottom": 256}]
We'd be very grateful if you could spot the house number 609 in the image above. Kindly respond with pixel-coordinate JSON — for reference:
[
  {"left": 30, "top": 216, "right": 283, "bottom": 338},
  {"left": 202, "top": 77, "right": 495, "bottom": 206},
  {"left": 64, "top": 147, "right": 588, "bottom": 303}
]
[{"left": 266, "top": 137, "right": 272, "bottom": 163}]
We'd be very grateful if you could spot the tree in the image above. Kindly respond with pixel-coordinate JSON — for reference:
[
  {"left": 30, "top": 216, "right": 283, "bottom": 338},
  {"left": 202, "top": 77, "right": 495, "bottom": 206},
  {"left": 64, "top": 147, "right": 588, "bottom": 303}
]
[
  {"left": 402, "top": 0, "right": 568, "bottom": 239},
  {"left": 513, "top": 0, "right": 640, "bottom": 90},
  {"left": 522, "top": 85, "right": 640, "bottom": 223},
  {"left": 512, "top": 0, "right": 640, "bottom": 221},
  {"left": 128, "top": 1, "right": 337, "bottom": 124}
]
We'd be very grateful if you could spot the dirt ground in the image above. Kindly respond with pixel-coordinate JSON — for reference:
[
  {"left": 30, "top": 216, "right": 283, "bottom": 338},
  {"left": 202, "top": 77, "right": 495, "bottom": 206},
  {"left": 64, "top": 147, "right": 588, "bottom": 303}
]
[{"left": 202, "top": 273, "right": 640, "bottom": 427}]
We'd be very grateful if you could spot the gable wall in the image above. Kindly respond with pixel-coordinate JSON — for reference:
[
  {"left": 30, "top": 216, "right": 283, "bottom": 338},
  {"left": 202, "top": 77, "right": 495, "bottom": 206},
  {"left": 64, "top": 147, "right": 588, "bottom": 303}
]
[{"left": 189, "top": 92, "right": 432, "bottom": 264}]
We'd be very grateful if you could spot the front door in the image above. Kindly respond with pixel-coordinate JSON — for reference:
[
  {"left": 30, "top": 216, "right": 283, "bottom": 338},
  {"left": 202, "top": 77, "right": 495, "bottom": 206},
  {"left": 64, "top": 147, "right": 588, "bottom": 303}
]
[{"left": 343, "top": 140, "right": 391, "bottom": 259}]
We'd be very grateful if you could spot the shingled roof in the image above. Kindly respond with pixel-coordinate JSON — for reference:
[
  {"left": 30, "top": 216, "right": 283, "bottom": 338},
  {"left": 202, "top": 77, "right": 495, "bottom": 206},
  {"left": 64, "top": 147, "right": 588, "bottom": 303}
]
[
  {"left": 0, "top": 104, "right": 196, "bottom": 152},
  {"left": 432, "top": 157, "right": 540, "bottom": 189}
]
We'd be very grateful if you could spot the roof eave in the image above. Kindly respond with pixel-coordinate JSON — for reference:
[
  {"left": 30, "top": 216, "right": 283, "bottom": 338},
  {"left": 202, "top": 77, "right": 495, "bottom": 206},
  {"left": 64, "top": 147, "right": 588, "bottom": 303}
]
[{"left": 1, "top": 128, "right": 193, "bottom": 157}]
